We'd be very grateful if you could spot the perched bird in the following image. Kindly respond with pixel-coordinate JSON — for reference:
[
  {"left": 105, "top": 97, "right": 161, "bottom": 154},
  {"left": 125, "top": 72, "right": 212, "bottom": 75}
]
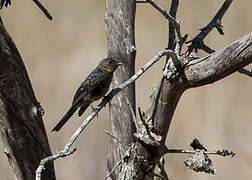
[{"left": 52, "top": 58, "right": 122, "bottom": 132}]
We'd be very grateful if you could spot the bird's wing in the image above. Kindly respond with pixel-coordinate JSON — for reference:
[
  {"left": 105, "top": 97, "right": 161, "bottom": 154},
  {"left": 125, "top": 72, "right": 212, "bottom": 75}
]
[{"left": 72, "top": 68, "right": 111, "bottom": 106}]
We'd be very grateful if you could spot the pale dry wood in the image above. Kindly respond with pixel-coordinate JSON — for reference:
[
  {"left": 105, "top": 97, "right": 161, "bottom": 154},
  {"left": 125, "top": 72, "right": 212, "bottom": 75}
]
[
  {"left": 185, "top": 33, "right": 252, "bottom": 87},
  {"left": 105, "top": 0, "right": 137, "bottom": 179}
]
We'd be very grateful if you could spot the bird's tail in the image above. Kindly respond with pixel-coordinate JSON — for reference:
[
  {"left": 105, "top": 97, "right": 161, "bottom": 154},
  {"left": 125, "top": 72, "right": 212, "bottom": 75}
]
[{"left": 52, "top": 105, "right": 78, "bottom": 132}]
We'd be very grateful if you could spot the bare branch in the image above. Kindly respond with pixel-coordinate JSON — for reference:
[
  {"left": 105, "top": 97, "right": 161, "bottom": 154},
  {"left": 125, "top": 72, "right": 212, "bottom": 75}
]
[
  {"left": 32, "top": 0, "right": 53, "bottom": 20},
  {"left": 136, "top": 0, "right": 147, "bottom": 3},
  {"left": 157, "top": 157, "right": 169, "bottom": 180},
  {"left": 167, "top": 0, "right": 179, "bottom": 51},
  {"left": 238, "top": 68, "right": 252, "bottom": 77},
  {"left": 105, "top": 160, "right": 123, "bottom": 180},
  {"left": 186, "top": 0, "right": 233, "bottom": 54},
  {"left": 186, "top": 32, "right": 252, "bottom": 87},
  {"left": 35, "top": 148, "right": 76, "bottom": 180},
  {"left": 138, "top": 107, "right": 150, "bottom": 135},
  {"left": 0, "top": 0, "right": 52, "bottom": 20},
  {"left": 165, "top": 149, "right": 235, "bottom": 157},
  {"left": 165, "top": 138, "right": 235, "bottom": 175},
  {"left": 104, "top": 130, "right": 124, "bottom": 146}
]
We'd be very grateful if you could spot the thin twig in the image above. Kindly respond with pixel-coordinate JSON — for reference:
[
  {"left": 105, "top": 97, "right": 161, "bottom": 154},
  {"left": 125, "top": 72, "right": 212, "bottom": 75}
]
[
  {"left": 136, "top": 0, "right": 147, "bottom": 3},
  {"left": 165, "top": 149, "right": 235, "bottom": 157},
  {"left": 138, "top": 107, "right": 144, "bottom": 122},
  {"left": 138, "top": 107, "right": 151, "bottom": 135},
  {"left": 186, "top": 0, "right": 233, "bottom": 54},
  {"left": 0, "top": 0, "right": 52, "bottom": 20},
  {"left": 167, "top": 0, "right": 179, "bottom": 51},
  {"left": 35, "top": 148, "right": 76, "bottom": 180},
  {"left": 105, "top": 160, "right": 123, "bottom": 180},
  {"left": 32, "top": 0, "right": 53, "bottom": 20},
  {"left": 35, "top": 49, "right": 177, "bottom": 179},
  {"left": 157, "top": 157, "right": 169, "bottom": 180},
  {"left": 238, "top": 68, "right": 252, "bottom": 77},
  {"left": 104, "top": 130, "right": 125, "bottom": 146}
]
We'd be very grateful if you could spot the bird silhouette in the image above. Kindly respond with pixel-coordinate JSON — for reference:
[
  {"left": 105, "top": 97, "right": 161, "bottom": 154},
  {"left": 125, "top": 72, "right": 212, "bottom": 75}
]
[{"left": 52, "top": 58, "right": 122, "bottom": 132}]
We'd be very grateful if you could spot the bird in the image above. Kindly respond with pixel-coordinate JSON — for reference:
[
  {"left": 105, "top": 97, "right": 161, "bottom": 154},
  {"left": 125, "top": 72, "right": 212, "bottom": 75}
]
[{"left": 52, "top": 57, "right": 122, "bottom": 132}]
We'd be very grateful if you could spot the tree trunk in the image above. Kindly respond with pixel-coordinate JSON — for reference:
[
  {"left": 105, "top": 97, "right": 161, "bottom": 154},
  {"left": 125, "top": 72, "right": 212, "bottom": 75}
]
[
  {"left": 105, "top": 0, "right": 137, "bottom": 179},
  {"left": 0, "top": 16, "right": 55, "bottom": 180}
]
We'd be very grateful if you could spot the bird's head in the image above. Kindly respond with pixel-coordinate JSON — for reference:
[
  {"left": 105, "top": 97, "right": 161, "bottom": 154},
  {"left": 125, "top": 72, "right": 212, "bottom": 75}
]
[{"left": 98, "top": 57, "right": 122, "bottom": 72}]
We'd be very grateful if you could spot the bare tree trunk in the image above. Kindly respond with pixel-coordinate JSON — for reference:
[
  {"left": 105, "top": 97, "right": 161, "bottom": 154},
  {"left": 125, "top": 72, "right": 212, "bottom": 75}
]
[
  {"left": 105, "top": 0, "right": 137, "bottom": 178},
  {"left": 0, "top": 16, "right": 55, "bottom": 180}
]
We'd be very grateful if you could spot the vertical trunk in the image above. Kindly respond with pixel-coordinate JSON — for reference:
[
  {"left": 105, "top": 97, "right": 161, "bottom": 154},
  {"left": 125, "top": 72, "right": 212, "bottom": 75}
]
[{"left": 105, "top": 0, "right": 136, "bottom": 179}]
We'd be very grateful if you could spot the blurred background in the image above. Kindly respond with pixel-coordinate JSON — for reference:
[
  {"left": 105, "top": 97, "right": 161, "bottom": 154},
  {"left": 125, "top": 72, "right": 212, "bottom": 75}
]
[{"left": 0, "top": 0, "right": 252, "bottom": 179}]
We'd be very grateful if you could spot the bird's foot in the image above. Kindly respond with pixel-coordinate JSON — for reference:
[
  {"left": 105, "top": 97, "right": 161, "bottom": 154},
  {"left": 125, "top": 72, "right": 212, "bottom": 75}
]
[
  {"left": 90, "top": 105, "right": 100, "bottom": 117},
  {"left": 102, "top": 95, "right": 110, "bottom": 104}
]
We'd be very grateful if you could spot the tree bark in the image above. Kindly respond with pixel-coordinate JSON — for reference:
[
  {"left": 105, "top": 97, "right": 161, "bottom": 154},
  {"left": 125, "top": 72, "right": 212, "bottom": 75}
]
[
  {"left": 0, "top": 16, "right": 55, "bottom": 180},
  {"left": 105, "top": 0, "right": 137, "bottom": 179},
  {"left": 147, "top": 32, "right": 252, "bottom": 171}
]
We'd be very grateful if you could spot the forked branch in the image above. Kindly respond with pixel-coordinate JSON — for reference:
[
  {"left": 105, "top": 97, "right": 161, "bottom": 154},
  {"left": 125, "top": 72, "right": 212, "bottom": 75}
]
[{"left": 186, "top": 0, "right": 233, "bottom": 54}]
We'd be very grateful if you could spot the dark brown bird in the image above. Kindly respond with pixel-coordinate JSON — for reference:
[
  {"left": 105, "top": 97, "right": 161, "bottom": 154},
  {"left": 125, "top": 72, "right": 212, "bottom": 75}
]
[{"left": 52, "top": 58, "right": 122, "bottom": 132}]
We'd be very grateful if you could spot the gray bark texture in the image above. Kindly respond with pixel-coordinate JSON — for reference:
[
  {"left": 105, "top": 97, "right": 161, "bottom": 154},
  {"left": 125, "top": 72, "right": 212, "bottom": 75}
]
[
  {"left": 105, "top": 0, "right": 252, "bottom": 179},
  {"left": 105, "top": 0, "right": 137, "bottom": 179},
  {"left": 0, "top": 16, "right": 55, "bottom": 180}
]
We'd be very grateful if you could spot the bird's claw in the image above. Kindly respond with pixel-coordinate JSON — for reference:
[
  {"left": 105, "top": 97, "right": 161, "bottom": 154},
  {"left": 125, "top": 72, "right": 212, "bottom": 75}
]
[{"left": 90, "top": 105, "right": 100, "bottom": 117}]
